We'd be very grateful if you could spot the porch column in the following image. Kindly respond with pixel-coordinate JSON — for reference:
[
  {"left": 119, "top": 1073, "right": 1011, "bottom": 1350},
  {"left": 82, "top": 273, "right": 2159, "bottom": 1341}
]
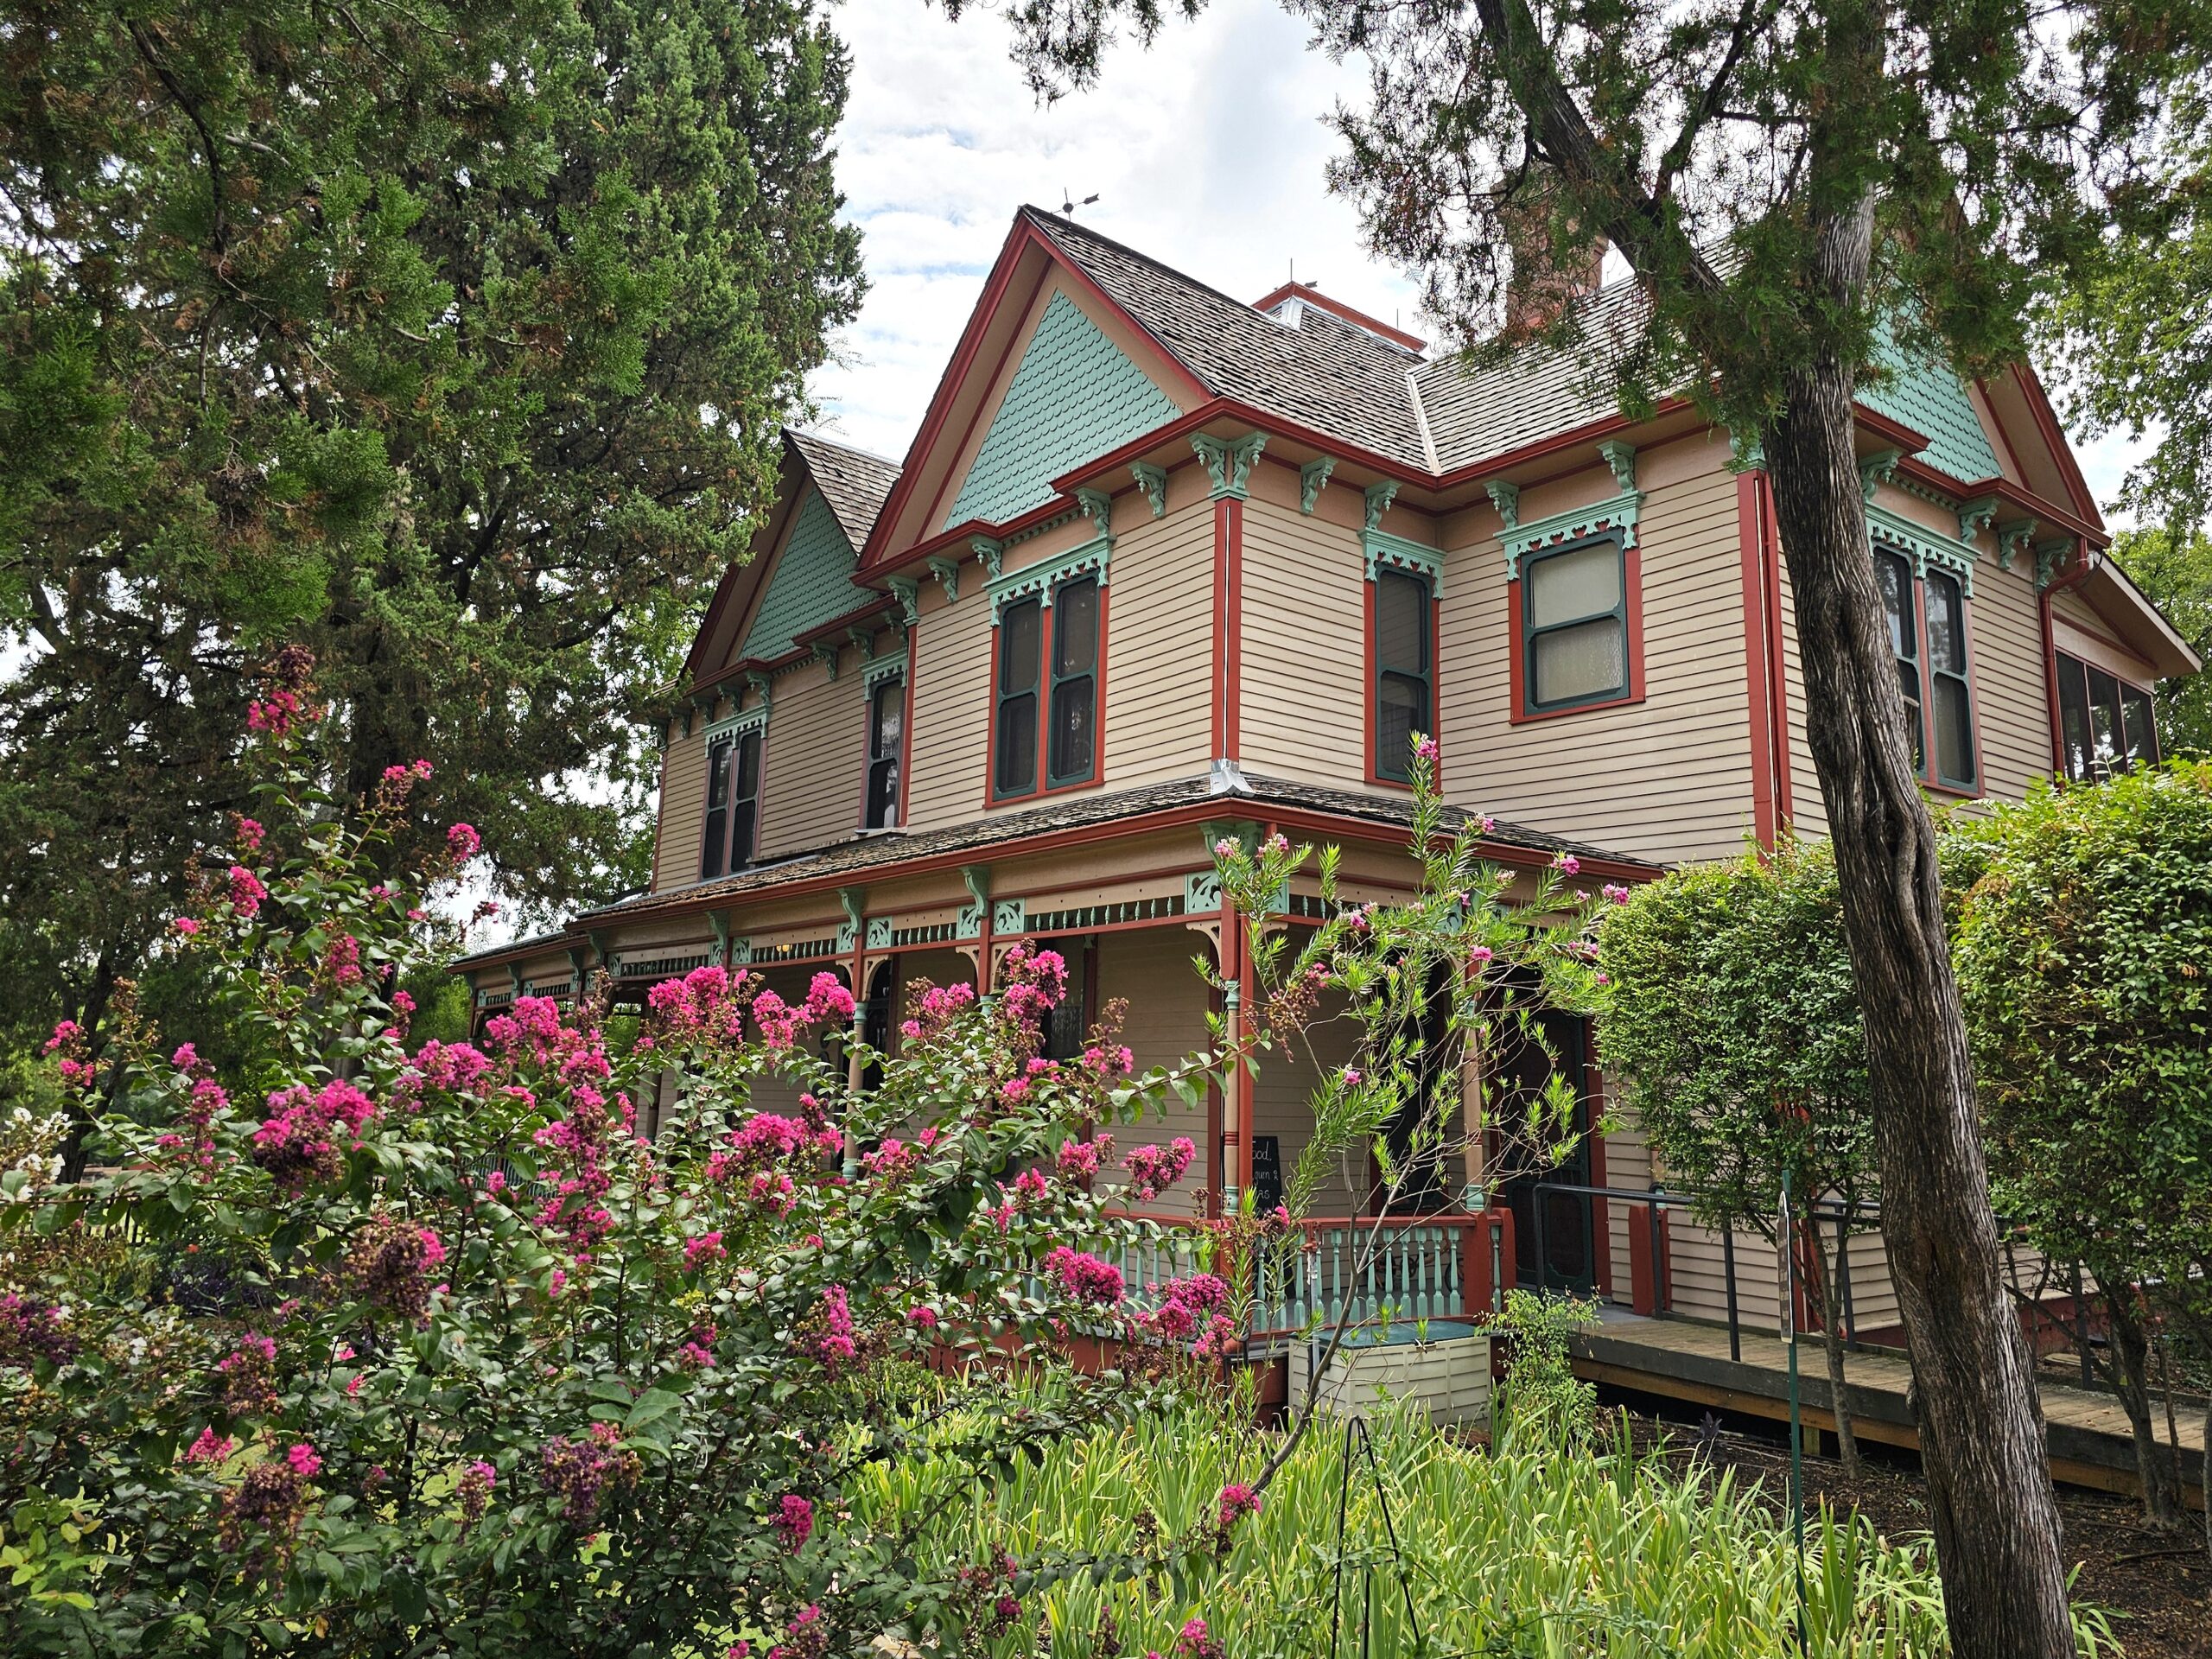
[{"left": 1219, "top": 893, "right": 1244, "bottom": 1215}]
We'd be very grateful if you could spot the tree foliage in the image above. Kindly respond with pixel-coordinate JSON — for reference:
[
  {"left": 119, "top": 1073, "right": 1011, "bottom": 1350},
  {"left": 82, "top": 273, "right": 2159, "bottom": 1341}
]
[
  {"left": 0, "top": 0, "right": 866, "bottom": 1074},
  {"left": 2106, "top": 525, "right": 2212, "bottom": 760}
]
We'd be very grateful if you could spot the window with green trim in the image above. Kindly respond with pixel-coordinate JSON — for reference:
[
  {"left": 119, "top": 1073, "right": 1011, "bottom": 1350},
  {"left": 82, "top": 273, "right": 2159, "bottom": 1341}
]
[
  {"left": 1047, "top": 575, "right": 1099, "bottom": 788},
  {"left": 863, "top": 677, "right": 902, "bottom": 829},
  {"left": 1924, "top": 567, "right": 1975, "bottom": 789},
  {"left": 995, "top": 575, "right": 1101, "bottom": 798},
  {"left": 1874, "top": 548, "right": 1925, "bottom": 776},
  {"left": 699, "top": 727, "right": 761, "bottom": 879},
  {"left": 1522, "top": 537, "right": 1628, "bottom": 712},
  {"left": 995, "top": 597, "right": 1043, "bottom": 798},
  {"left": 1374, "top": 569, "right": 1433, "bottom": 781}
]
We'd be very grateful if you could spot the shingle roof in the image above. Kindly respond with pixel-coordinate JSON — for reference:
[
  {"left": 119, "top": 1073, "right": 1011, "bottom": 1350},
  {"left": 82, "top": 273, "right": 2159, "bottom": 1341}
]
[
  {"left": 1411, "top": 285, "right": 1652, "bottom": 472},
  {"left": 1023, "top": 209, "right": 1436, "bottom": 471},
  {"left": 572, "top": 770, "right": 1656, "bottom": 930},
  {"left": 786, "top": 429, "right": 901, "bottom": 551}
]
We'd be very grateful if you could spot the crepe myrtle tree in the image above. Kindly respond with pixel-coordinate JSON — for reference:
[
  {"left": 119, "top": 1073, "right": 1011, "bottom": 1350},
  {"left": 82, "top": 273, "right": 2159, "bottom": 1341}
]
[
  {"left": 1953, "top": 760, "right": 2212, "bottom": 1561},
  {"left": 1206, "top": 733, "right": 1606, "bottom": 1440},
  {"left": 1597, "top": 837, "right": 1882, "bottom": 1475},
  {"left": 931, "top": 0, "right": 2205, "bottom": 1642},
  {"left": 0, "top": 660, "right": 1290, "bottom": 1657}
]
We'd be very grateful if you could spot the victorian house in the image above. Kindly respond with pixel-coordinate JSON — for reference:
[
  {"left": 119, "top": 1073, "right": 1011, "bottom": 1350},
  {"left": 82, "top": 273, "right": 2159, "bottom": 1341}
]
[{"left": 454, "top": 207, "right": 2195, "bottom": 1389}]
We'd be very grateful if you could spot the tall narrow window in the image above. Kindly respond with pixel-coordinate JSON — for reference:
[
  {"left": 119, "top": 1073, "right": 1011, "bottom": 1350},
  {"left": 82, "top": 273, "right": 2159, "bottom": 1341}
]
[
  {"left": 1874, "top": 549, "right": 1925, "bottom": 774},
  {"left": 699, "top": 727, "right": 761, "bottom": 879},
  {"left": 2056, "top": 652, "right": 2093, "bottom": 781},
  {"left": 1046, "top": 576, "right": 1099, "bottom": 787},
  {"left": 1522, "top": 538, "right": 1627, "bottom": 713},
  {"left": 863, "top": 677, "right": 902, "bottom": 829},
  {"left": 1374, "top": 569, "right": 1433, "bottom": 780},
  {"left": 1924, "top": 568, "right": 1975, "bottom": 790},
  {"left": 995, "top": 597, "right": 1042, "bottom": 798},
  {"left": 2120, "top": 683, "right": 2158, "bottom": 769}
]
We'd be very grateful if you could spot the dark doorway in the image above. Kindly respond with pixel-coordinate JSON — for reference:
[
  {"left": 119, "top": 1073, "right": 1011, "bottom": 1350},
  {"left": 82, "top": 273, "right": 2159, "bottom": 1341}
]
[
  {"left": 1369, "top": 960, "right": 1457, "bottom": 1216},
  {"left": 1491, "top": 1009, "right": 1597, "bottom": 1291}
]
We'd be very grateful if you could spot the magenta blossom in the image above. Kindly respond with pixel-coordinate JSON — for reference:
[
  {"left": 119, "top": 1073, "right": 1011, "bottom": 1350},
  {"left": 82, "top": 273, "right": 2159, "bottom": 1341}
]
[{"left": 774, "top": 1493, "right": 814, "bottom": 1552}]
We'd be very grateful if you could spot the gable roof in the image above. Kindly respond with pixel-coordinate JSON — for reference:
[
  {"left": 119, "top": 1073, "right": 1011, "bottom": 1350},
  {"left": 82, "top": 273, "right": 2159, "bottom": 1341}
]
[{"left": 740, "top": 486, "right": 858, "bottom": 662}]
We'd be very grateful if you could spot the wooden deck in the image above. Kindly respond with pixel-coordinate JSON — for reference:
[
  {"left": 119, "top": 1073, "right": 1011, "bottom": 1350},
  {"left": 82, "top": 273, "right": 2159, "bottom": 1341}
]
[{"left": 1571, "top": 1311, "right": 2205, "bottom": 1506}]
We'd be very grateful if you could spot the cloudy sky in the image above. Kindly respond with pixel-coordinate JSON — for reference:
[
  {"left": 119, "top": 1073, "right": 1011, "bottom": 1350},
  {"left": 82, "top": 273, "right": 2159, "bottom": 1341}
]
[{"left": 806, "top": 0, "right": 2148, "bottom": 516}]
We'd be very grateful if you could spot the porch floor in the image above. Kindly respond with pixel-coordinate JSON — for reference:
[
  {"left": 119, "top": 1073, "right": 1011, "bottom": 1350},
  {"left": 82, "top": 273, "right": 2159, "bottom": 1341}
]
[{"left": 1570, "top": 1313, "right": 2206, "bottom": 1507}]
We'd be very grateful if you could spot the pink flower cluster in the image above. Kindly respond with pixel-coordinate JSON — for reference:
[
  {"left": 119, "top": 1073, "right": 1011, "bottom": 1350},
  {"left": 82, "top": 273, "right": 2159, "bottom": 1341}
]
[
  {"left": 251, "top": 1078, "right": 376, "bottom": 1191},
  {"left": 340, "top": 1214, "right": 448, "bottom": 1318},
  {"left": 995, "top": 941, "right": 1067, "bottom": 1027},
  {"left": 155, "top": 1044, "right": 227, "bottom": 1167},
  {"left": 899, "top": 979, "right": 976, "bottom": 1044},
  {"left": 1043, "top": 1246, "right": 1125, "bottom": 1307},
  {"left": 42, "top": 1020, "right": 93, "bottom": 1090},
  {"left": 804, "top": 1285, "right": 857, "bottom": 1373},
  {"left": 218, "top": 1449, "right": 315, "bottom": 1556},
  {"left": 752, "top": 973, "right": 856, "bottom": 1050},
  {"left": 774, "top": 1492, "right": 814, "bottom": 1552},
  {"left": 1553, "top": 853, "right": 1581, "bottom": 876},
  {"left": 219, "top": 1333, "right": 280, "bottom": 1414},
  {"left": 448, "top": 822, "right": 481, "bottom": 861},
  {"left": 861, "top": 1137, "right": 918, "bottom": 1181},
  {"left": 1054, "top": 1133, "right": 1113, "bottom": 1180},
  {"left": 324, "top": 932, "right": 363, "bottom": 987},
  {"left": 227, "top": 865, "right": 267, "bottom": 918},
  {"left": 1217, "top": 1483, "right": 1262, "bottom": 1529},
  {"left": 0, "top": 1294, "right": 77, "bottom": 1367},
  {"left": 1079, "top": 1043, "right": 1135, "bottom": 1079},
  {"left": 246, "top": 687, "right": 307, "bottom": 738},
  {"left": 772, "top": 1602, "right": 830, "bottom": 1659},
  {"left": 677, "top": 1320, "right": 717, "bottom": 1370},
  {"left": 1147, "top": 1273, "right": 1233, "bottom": 1352},
  {"left": 1122, "top": 1136, "right": 1196, "bottom": 1203},
  {"left": 184, "top": 1427, "right": 234, "bottom": 1465},
  {"left": 539, "top": 1421, "right": 639, "bottom": 1522},
  {"left": 683, "top": 1231, "right": 726, "bottom": 1270},
  {"left": 647, "top": 964, "right": 757, "bottom": 1046},
  {"left": 457, "top": 1459, "right": 495, "bottom": 1528},
  {"left": 392, "top": 1039, "right": 493, "bottom": 1113},
  {"left": 1178, "top": 1617, "right": 1224, "bottom": 1659}
]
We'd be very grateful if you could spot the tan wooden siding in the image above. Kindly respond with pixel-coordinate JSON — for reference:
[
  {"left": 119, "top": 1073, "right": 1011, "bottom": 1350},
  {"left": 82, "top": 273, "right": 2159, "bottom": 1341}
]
[
  {"left": 757, "top": 658, "right": 868, "bottom": 860},
  {"left": 1095, "top": 926, "right": 1215, "bottom": 1220},
  {"left": 1239, "top": 499, "right": 1371, "bottom": 786},
  {"left": 653, "top": 725, "right": 709, "bottom": 892},
  {"left": 1774, "top": 555, "right": 1828, "bottom": 837},
  {"left": 903, "top": 576, "right": 994, "bottom": 831},
  {"left": 1439, "top": 451, "right": 1758, "bottom": 865},
  {"left": 1099, "top": 479, "right": 1215, "bottom": 789},
  {"left": 1249, "top": 988, "right": 1363, "bottom": 1216},
  {"left": 1967, "top": 561, "right": 2054, "bottom": 803}
]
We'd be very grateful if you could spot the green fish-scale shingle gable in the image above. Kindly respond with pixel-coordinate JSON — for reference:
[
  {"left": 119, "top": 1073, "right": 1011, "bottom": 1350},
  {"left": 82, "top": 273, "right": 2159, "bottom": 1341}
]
[
  {"left": 944, "top": 291, "right": 1180, "bottom": 530},
  {"left": 1861, "top": 335, "right": 2003, "bottom": 485},
  {"left": 741, "top": 487, "right": 856, "bottom": 661}
]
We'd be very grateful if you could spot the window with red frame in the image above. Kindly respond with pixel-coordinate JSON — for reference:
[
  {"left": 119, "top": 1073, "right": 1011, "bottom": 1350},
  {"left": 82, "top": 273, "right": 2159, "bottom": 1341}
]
[
  {"left": 1374, "top": 569, "right": 1433, "bottom": 781},
  {"left": 994, "top": 574, "right": 1099, "bottom": 799},
  {"left": 862, "top": 677, "right": 902, "bottom": 829},
  {"left": 2055, "top": 651, "right": 2159, "bottom": 781},
  {"left": 699, "top": 726, "right": 761, "bottom": 878}
]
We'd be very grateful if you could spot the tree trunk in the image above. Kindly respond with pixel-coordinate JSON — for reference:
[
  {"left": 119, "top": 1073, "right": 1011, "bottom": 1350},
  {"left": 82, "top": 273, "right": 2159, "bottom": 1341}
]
[
  {"left": 1798, "top": 1217, "right": 1863, "bottom": 1474},
  {"left": 2102, "top": 1285, "right": 2186, "bottom": 1528},
  {"left": 1758, "top": 207, "right": 2074, "bottom": 1659}
]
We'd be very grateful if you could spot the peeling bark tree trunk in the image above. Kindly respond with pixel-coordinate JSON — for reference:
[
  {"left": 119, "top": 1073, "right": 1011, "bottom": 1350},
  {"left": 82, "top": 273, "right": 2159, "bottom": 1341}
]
[
  {"left": 2103, "top": 1286, "right": 2187, "bottom": 1528},
  {"left": 1757, "top": 207, "right": 2075, "bottom": 1659}
]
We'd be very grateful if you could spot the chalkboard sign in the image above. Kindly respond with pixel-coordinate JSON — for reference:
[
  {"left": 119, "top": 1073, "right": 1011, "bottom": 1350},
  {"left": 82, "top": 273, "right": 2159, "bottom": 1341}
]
[{"left": 1250, "top": 1135, "right": 1283, "bottom": 1213}]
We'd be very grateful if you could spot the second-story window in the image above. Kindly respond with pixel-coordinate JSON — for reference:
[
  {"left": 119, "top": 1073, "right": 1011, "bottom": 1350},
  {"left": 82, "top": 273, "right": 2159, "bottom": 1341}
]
[
  {"left": 699, "top": 726, "right": 761, "bottom": 879},
  {"left": 2056, "top": 650, "right": 2159, "bottom": 781},
  {"left": 1374, "top": 569, "right": 1433, "bottom": 782},
  {"left": 1522, "top": 538, "right": 1628, "bottom": 714},
  {"left": 995, "top": 575, "right": 1103, "bottom": 800},
  {"left": 863, "top": 676, "right": 902, "bottom": 829},
  {"left": 1876, "top": 545, "right": 1978, "bottom": 791}
]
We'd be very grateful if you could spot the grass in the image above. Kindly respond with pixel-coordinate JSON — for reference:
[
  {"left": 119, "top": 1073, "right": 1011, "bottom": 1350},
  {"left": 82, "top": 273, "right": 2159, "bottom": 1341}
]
[{"left": 850, "top": 1393, "right": 2120, "bottom": 1658}]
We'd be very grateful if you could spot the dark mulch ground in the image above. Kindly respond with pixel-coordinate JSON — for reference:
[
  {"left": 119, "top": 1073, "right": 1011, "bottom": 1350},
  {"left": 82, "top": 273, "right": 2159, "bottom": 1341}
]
[{"left": 1615, "top": 1407, "right": 2209, "bottom": 1656}]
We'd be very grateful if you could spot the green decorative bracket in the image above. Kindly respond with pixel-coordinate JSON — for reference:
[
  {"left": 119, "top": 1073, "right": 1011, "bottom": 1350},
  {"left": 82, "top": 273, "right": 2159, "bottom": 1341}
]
[
  {"left": 957, "top": 865, "right": 990, "bottom": 940},
  {"left": 1956, "top": 496, "right": 1999, "bottom": 546},
  {"left": 745, "top": 671, "right": 772, "bottom": 715},
  {"left": 970, "top": 536, "right": 1005, "bottom": 580},
  {"left": 1192, "top": 431, "right": 1266, "bottom": 499},
  {"left": 1995, "top": 522, "right": 2034, "bottom": 574},
  {"left": 566, "top": 943, "right": 591, "bottom": 985},
  {"left": 1859, "top": 448, "right": 1902, "bottom": 503},
  {"left": 811, "top": 641, "right": 841, "bottom": 681},
  {"left": 1485, "top": 480, "right": 1521, "bottom": 531},
  {"left": 1300, "top": 456, "right": 1337, "bottom": 514},
  {"left": 1363, "top": 480, "right": 1401, "bottom": 532},
  {"left": 1727, "top": 429, "right": 1764, "bottom": 473},
  {"left": 509, "top": 963, "right": 525, "bottom": 998},
  {"left": 729, "top": 936, "right": 753, "bottom": 966},
  {"left": 886, "top": 576, "right": 922, "bottom": 626},
  {"left": 709, "top": 912, "right": 730, "bottom": 961},
  {"left": 1184, "top": 868, "right": 1224, "bottom": 914},
  {"left": 864, "top": 916, "right": 893, "bottom": 950},
  {"left": 992, "top": 898, "right": 1027, "bottom": 936},
  {"left": 1075, "top": 486, "right": 1115, "bottom": 541},
  {"left": 1597, "top": 439, "right": 1638, "bottom": 493},
  {"left": 836, "top": 887, "right": 866, "bottom": 955},
  {"left": 1130, "top": 463, "right": 1169, "bottom": 518},
  {"left": 2034, "top": 538, "right": 2077, "bottom": 591},
  {"left": 925, "top": 556, "right": 962, "bottom": 604},
  {"left": 847, "top": 623, "right": 878, "bottom": 661}
]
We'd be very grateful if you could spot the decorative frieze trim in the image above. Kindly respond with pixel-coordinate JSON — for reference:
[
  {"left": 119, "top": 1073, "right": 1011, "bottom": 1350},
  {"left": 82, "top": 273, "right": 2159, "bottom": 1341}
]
[
  {"left": 992, "top": 897, "right": 1027, "bottom": 935},
  {"left": 1497, "top": 487, "right": 1643, "bottom": 579},
  {"left": 984, "top": 536, "right": 1111, "bottom": 623},
  {"left": 1364, "top": 529, "right": 1446, "bottom": 594},
  {"left": 1184, "top": 869, "right": 1224, "bottom": 913},
  {"left": 1192, "top": 431, "right": 1266, "bottom": 500},
  {"left": 860, "top": 649, "right": 907, "bottom": 691},
  {"left": 863, "top": 915, "right": 893, "bottom": 950},
  {"left": 1130, "top": 463, "right": 1169, "bottom": 518},
  {"left": 1300, "top": 456, "right": 1337, "bottom": 514},
  {"left": 1868, "top": 500, "right": 1979, "bottom": 595},
  {"left": 703, "top": 699, "right": 769, "bottom": 742}
]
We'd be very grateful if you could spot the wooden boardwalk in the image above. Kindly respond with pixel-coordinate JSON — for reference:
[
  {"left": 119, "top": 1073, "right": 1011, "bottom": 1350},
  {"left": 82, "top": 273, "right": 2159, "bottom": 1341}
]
[{"left": 1570, "top": 1312, "right": 2205, "bottom": 1505}]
